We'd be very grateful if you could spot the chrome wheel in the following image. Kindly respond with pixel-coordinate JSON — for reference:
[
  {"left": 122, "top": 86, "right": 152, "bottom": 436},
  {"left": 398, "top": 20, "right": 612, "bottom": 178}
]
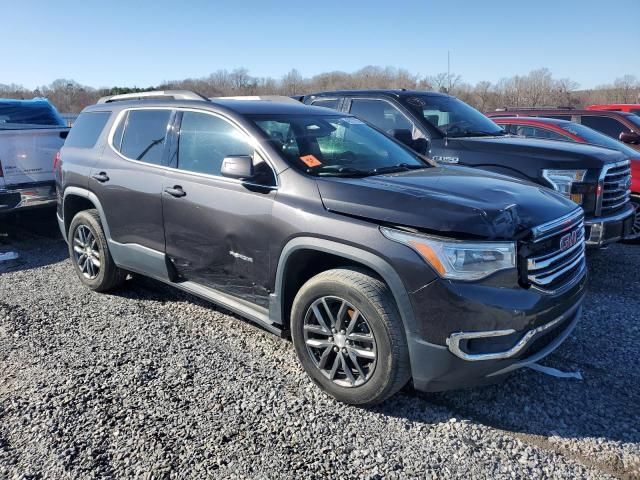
[
  {"left": 73, "top": 225, "right": 101, "bottom": 279},
  {"left": 303, "top": 296, "right": 377, "bottom": 387}
]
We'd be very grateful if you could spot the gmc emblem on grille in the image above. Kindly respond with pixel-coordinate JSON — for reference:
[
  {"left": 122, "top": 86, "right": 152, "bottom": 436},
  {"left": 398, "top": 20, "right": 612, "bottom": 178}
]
[{"left": 559, "top": 230, "right": 578, "bottom": 251}]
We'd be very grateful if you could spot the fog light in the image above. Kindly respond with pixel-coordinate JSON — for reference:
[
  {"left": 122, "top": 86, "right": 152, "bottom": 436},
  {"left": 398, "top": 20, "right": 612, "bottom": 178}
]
[{"left": 587, "top": 223, "right": 604, "bottom": 245}]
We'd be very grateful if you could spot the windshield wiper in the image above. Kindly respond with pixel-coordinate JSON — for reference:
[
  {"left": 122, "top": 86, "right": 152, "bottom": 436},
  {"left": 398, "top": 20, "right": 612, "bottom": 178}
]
[
  {"left": 314, "top": 166, "right": 370, "bottom": 177},
  {"left": 449, "top": 129, "right": 506, "bottom": 138},
  {"left": 368, "top": 163, "right": 428, "bottom": 175}
]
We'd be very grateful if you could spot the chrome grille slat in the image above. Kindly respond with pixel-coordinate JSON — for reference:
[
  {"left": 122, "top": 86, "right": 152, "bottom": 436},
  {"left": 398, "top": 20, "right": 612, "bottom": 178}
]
[
  {"left": 600, "top": 161, "right": 632, "bottom": 214},
  {"left": 525, "top": 210, "right": 586, "bottom": 293}
]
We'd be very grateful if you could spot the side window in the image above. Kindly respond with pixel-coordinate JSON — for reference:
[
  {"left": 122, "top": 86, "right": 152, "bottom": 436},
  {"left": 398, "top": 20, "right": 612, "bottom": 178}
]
[
  {"left": 118, "top": 109, "right": 172, "bottom": 165},
  {"left": 349, "top": 99, "right": 413, "bottom": 133},
  {"left": 311, "top": 98, "right": 340, "bottom": 111},
  {"left": 580, "top": 116, "right": 630, "bottom": 139},
  {"left": 64, "top": 112, "right": 111, "bottom": 148},
  {"left": 178, "top": 112, "right": 275, "bottom": 185},
  {"left": 513, "top": 124, "right": 570, "bottom": 141}
]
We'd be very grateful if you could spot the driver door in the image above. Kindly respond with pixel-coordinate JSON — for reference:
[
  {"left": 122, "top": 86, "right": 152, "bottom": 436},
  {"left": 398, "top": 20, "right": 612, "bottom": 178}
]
[{"left": 162, "top": 110, "right": 277, "bottom": 307}]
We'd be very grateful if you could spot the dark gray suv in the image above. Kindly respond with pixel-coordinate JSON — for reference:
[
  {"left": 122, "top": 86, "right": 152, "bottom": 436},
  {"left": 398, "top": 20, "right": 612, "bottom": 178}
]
[{"left": 56, "top": 91, "right": 587, "bottom": 405}]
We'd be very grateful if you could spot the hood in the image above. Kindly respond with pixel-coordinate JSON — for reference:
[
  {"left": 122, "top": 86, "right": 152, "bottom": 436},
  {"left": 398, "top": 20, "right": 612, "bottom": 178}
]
[
  {"left": 449, "top": 135, "right": 627, "bottom": 168},
  {"left": 316, "top": 166, "right": 578, "bottom": 240}
]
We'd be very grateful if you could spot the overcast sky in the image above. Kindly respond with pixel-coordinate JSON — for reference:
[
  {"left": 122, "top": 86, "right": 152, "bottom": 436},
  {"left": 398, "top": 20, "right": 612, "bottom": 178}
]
[{"left": 5, "top": 0, "right": 638, "bottom": 89}]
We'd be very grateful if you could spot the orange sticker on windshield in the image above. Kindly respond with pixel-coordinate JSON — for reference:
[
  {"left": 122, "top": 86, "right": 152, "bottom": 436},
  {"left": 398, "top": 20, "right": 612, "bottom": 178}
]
[{"left": 300, "top": 154, "right": 322, "bottom": 167}]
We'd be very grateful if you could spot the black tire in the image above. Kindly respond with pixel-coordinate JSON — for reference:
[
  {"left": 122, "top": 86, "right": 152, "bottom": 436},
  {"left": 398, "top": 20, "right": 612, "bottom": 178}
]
[
  {"left": 68, "top": 209, "right": 126, "bottom": 292},
  {"left": 290, "top": 268, "right": 411, "bottom": 405},
  {"left": 622, "top": 196, "right": 640, "bottom": 244}
]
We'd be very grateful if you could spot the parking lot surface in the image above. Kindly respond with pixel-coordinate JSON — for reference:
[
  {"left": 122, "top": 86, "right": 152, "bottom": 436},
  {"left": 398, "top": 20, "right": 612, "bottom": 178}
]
[{"left": 1, "top": 210, "right": 639, "bottom": 479}]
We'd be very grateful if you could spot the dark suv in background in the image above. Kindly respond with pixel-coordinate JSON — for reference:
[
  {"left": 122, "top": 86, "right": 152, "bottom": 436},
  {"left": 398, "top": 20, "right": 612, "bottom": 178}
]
[
  {"left": 302, "top": 90, "right": 635, "bottom": 247},
  {"left": 57, "top": 91, "right": 586, "bottom": 405}
]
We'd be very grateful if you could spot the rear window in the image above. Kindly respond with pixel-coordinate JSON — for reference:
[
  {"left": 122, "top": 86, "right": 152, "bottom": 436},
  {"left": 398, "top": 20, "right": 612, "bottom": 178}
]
[
  {"left": 64, "top": 112, "right": 111, "bottom": 148},
  {"left": 0, "top": 100, "right": 65, "bottom": 129},
  {"left": 115, "top": 109, "right": 172, "bottom": 165}
]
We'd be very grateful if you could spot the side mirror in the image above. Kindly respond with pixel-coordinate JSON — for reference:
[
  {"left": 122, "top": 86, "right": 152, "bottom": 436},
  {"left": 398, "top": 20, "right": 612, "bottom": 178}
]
[
  {"left": 620, "top": 131, "right": 640, "bottom": 145},
  {"left": 221, "top": 155, "right": 254, "bottom": 180},
  {"left": 389, "top": 129, "right": 413, "bottom": 147},
  {"left": 413, "top": 138, "right": 429, "bottom": 155}
]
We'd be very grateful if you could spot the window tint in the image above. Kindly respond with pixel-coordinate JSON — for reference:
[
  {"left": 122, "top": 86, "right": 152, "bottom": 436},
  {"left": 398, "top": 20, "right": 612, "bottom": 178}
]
[
  {"left": 580, "top": 115, "right": 630, "bottom": 139},
  {"left": 311, "top": 99, "right": 340, "bottom": 111},
  {"left": 631, "top": 109, "right": 640, "bottom": 116},
  {"left": 119, "top": 109, "right": 171, "bottom": 164},
  {"left": 349, "top": 99, "right": 413, "bottom": 133},
  {"left": 178, "top": 112, "right": 275, "bottom": 184},
  {"left": 513, "top": 125, "right": 569, "bottom": 141},
  {"left": 0, "top": 101, "right": 65, "bottom": 128},
  {"left": 540, "top": 115, "right": 572, "bottom": 121},
  {"left": 64, "top": 112, "right": 111, "bottom": 148}
]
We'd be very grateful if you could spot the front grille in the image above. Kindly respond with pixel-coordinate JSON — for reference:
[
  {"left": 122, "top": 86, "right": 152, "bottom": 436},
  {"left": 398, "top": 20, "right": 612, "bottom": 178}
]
[
  {"left": 524, "top": 209, "right": 586, "bottom": 293},
  {"left": 600, "top": 160, "right": 631, "bottom": 214}
]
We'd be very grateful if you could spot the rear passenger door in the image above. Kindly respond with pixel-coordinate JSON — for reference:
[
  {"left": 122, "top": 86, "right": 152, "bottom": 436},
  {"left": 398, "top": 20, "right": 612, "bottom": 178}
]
[
  {"left": 90, "top": 108, "right": 174, "bottom": 253},
  {"left": 161, "top": 110, "right": 277, "bottom": 307}
]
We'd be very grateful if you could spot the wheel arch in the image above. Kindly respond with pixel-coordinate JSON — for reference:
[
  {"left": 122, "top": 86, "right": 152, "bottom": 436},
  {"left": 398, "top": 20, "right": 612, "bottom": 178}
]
[
  {"left": 270, "top": 237, "right": 416, "bottom": 338},
  {"left": 62, "top": 187, "right": 112, "bottom": 240}
]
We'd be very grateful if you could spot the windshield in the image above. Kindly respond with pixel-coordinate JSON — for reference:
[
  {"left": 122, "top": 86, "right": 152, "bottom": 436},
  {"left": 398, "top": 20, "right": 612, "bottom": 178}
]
[
  {"left": 560, "top": 122, "right": 639, "bottom": 156},
  {"left": 401, "top": 95, "right": 504, "bottom": 137},
  {"left": 251, "top": 114, "right": 429, "bottom": 176},
  {"left": 0, "top": 100, "right": 65, "bottom": 129}
]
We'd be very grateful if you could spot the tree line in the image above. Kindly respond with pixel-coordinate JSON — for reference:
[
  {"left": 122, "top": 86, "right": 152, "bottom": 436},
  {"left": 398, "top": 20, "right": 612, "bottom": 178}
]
[{"left": 1, "top": 67, "right": 638, "bottom": 113}]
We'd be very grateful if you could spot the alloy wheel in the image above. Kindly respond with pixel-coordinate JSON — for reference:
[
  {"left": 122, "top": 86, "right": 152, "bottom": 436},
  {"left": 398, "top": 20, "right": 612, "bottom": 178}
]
[
  {"left": 73, "top": 225, "right": 101, "bottom": 279},
  {"left": 303, "top": 296, "right": 377, "bottom": 387}
]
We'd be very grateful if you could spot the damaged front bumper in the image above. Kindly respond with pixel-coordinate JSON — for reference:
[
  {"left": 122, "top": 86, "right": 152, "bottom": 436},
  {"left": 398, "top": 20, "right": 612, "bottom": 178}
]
[{"left": 405, "top": 266, "right": 586, "bottom": 392}]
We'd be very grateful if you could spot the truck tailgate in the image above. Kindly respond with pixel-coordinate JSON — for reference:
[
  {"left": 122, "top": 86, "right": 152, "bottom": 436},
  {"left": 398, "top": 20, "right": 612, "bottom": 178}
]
[{"left": 0, "top": 128, "right": 68, "bottom": 186}]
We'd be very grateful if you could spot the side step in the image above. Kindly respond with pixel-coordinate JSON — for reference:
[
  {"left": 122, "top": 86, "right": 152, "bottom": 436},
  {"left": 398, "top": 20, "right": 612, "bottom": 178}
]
[{"left": 171, "top": 280, "right": 285, "bottom": 337}]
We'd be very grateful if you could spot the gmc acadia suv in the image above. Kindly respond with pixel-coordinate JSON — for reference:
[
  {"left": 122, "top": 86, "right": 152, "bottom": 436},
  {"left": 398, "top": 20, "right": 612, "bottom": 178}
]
[
  {"left": 302, "top": 91, "right": 635, "bottom": 247},
  {"left": 57, "top": 90, "right": 586, "bottom": 405}
]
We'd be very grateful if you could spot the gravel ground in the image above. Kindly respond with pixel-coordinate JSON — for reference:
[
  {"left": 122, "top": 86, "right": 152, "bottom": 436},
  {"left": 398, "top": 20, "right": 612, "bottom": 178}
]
[{"left": 1, "top": 209, "right": 638, "bottom": 479}]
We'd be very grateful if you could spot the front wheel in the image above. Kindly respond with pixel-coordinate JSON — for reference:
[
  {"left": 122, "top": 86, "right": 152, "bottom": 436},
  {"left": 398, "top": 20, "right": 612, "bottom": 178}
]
[
  {"left": 290, "top": 268, "right": 411, "bottom": 405},
  {"left": 622, "top": 196, "right": 640, "bottom": 244},
  {"left": 68, "top": 209, "right": 126, "bottom": 291}
]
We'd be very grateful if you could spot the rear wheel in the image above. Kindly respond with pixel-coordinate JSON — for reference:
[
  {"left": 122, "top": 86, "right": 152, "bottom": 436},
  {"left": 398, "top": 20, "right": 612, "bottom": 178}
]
[
  {"left": 68, "top": 209, "right": 126, "bottom": 291},
  {"left": 291, "top": 268, "right": 411, "bottom": 405}
]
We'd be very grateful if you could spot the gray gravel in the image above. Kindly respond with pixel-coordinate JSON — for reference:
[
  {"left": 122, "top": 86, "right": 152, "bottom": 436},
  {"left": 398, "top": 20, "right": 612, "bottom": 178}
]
[{"left": 1, "top": 210, "right": 638, "bottom": 479}]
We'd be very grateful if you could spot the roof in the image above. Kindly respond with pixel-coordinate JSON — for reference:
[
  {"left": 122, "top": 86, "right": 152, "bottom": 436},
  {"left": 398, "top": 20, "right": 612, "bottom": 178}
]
[
  {"left": 85, "top": 97, "right": 342, "bottom": 116},
  {"left": 208, "top": 99, "right": 343, "bottom": 115},
  {"left": 306, "top": 89, "right": 451, "bottom": 99},
  {"left": 492, "top": 116, "right": 574, "bottom": 126},
  {"left": 492, "top": 108, "right": 637, "bottom": 117}
]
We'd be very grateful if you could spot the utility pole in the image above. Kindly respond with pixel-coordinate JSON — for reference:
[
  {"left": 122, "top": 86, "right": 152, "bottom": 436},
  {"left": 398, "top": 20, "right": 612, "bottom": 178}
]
[{"left": 447, "top": 50, "right": 451, "bottom": 93}]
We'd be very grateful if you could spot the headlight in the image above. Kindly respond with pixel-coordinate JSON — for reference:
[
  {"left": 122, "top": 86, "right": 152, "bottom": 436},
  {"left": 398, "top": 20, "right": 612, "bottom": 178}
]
[
  {"left": 542, "top": 169, "right": 587, "bottom": 204},
  {"left": 380, "top": 227, "right": 516, "bottom": 280}
]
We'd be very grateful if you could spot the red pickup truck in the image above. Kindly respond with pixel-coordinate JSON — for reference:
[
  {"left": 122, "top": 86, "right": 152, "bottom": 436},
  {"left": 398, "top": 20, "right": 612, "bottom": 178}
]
[{"left": 587, "top": 104, "right": 640, "bottom": 115}]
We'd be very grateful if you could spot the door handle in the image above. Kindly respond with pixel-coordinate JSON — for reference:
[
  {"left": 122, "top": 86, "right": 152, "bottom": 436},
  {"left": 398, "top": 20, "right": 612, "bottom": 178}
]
[
  {"left": 164, "top": 185, "right": 186, "bottom": 198},
  {"left": 91, "top": 172, "right": 109, "bottom": 183}
]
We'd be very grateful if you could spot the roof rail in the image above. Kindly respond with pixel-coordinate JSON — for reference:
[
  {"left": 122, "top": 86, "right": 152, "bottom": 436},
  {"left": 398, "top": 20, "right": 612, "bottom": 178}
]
[
  {"left": 211, "top": 95, "right": 301, "bottom": 104},
  {"left": 97, "top": 90, "right": 208, "bottom": 104}
]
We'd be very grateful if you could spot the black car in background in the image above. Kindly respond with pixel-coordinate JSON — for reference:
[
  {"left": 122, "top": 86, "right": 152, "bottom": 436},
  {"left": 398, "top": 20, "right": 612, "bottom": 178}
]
[
  {"left": 57, "top": 91, "right": 586, "bottom": 405},
  {"left": 301, "top": 90, "right": 635, "bottom": 247}
]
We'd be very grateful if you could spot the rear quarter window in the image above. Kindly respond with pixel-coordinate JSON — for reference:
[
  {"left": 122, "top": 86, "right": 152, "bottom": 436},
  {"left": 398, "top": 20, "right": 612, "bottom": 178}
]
[{"left": 64, "top": 111, "right": 111, "bottom": 148}]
